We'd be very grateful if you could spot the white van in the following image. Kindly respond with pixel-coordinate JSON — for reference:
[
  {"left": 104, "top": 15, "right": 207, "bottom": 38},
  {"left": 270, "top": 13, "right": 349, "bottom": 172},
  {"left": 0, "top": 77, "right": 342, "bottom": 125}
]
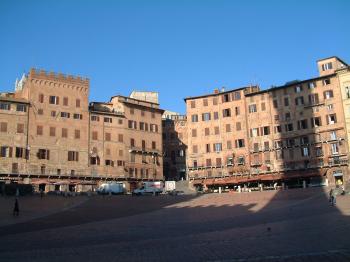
[
  {"left": 133, "top": 181, "right": 163, "bottom": 195},
  {"left": 97, "top": 182, "right": 124, "bottom": 195}
]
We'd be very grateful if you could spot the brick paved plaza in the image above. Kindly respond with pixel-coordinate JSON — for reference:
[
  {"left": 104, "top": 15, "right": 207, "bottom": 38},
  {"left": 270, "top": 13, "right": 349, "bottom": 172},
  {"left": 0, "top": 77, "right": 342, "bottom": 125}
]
[{"left": 0, "top": 188, "right": 349, "bottom": 261}]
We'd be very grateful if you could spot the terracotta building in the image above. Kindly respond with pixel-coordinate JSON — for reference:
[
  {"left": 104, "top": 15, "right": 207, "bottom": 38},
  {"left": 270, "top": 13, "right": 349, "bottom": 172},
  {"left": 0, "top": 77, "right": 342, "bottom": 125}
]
[
  {"left": 0, "top": 69, "right": 164, "bottom": 192},
  {"left": 162, "top": 111, "right": 187, "bottom": 181},
  {"left": 185, "top": 56, "right": 350, "bottom": 190}
]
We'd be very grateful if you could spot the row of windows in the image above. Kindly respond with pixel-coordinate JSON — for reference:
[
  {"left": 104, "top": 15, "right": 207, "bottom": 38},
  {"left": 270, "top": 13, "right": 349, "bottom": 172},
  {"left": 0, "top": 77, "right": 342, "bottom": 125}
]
[
  {"left": 128, "top": 167, "right": 157, "bottom": 177},
  {"left": 36, "top": 126, "right": 82, "bottom": 139},
  {"left": 128, "top": 120, "right": 159, "bottom": 132},
  {"left": 130, "top": 138, "right": 158, "bottom": 150},
  {"left": 39, "top": 94, "right": 81, "bottom": 108},
  {"left": 249, "top": 91, "right": 334, "bottom": 112},
  {"left": 191, "top": 123, "right": 243, "bottom": 137},
  {"left": 0, "top": 103, "right": 27, "bottom": 112},
  {"left": 190, "top": 142, "right": 340, "bottom": 169},
  {"left": 129, "top": 107, "right": 156, "bottom": 118},
  {"left": 189, "top": 91, "right": 242, "bottom": 109},
  {"left": 0, "top": 146, "right": 28, "bottom": 158},
  {"left": 90, "top": 157, "right": 125, "bottom": 167},
  {"left": 191, "top": 107, "right": 241, "bottom": 122},
  {"left": 36, "top": 109, "right": 83, "bottom": 120},
  {"left": 0, "top": 122, "right": 25, "bottom": 133},
  {"left": 0, "top": 147, "right": 79, "bottom": 162},
  {"left": 273, "top": 114, "right": 337, "bottom": 134},
  {"left": 192, "top": 139, "right": 245, "bottom": 154},
  {"left": 91, "top": 115, "right": 120, "bottom": 124},
  {"left": 192, "top": 156, "right": 245, "bottom": 168}
]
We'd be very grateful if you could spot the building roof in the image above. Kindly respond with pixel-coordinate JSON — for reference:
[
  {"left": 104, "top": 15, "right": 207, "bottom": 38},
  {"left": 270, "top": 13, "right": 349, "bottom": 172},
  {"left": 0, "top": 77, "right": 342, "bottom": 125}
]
[
  {"left": 183, "top": 87, "right": 247, "bottom": 101},
  {"left": 317, "top": 56, "right": 348, "bottom": 66},
  {"left": 0, "top": 96, "right": 29, "bottom": 104},
  {"left": 244, "top": 73, "right": 337, "bottom": 96}
]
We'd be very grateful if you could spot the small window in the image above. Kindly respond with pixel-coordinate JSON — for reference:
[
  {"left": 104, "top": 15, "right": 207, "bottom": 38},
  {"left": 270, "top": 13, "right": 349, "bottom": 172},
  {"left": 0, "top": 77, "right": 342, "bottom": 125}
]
[
  {"left": 285, "top": 123, "right": 293, "bottom": 132},
  {"left": 91, "top": 115, "right": 100, "bottom": 122},
  {"left": 73, "top": 113, "right": 83, "bottom": 120},
  {"left": 68, "top": 151, "right": 79, "bottom": 161},
  {"left": 63, "top": 97, "right": 69, "bottom": 106},
  {"left": 0, "top": 103, "right": 11, "bottom": 110},
  {"left": 16, "top": 104, "right": 26, "bottom": 112},
  {"left": 60, "top": 112, "right": 70, "bottom": 118},
  {"left": 37, "top": 125, "right": 43, "bottom": 136},
  {"left": 49, "top": 127, "right": 56, "bottom": 137},
  {"left": 92, "top": 131, "right": 98, "bottom": 140},
  {"left": 273, "top": 100, "right": 278, "bottom": 108},
  {"left": 323, "top": 79, "right": 331, "bottom": 86},
  {"left": 203, "top": 99, "right": 208, "bottom": 106},
  {"left": 192, "top": 129, "right": 197, "bottom": 137},
  {"left": 74, "top": 129, "right": 80, "bottom": 139},
  {"left": 213, "top": 112, "right": 219, "bottom": 119},
  {"left": 118, "top": 134, "right": 123, "bottom": 142},
  {"left": 17, "top": 123, "right": 24, "bottom": 133},
  {"left": 324, "top": 90, "right": 334, "bottom": 99},
  {"left": 62, "top": 128, "right": 68, "bottom": 138},
  {"left": 49, "top": 96, "right": 59, "bottom": 105},
  {"left": 190, "top": 101, "right": 196, "bottom": 108},
  {"left": 202, "top": 113, "right": 211, "bottom": 121},
  {"left": 214, "top": 143, "right": 222, "bottom": 152},
  {"left": 295, "top": 86, "right": 302, "bottom": 93},
  {"left": 235, "top": 107, "right": 240, "bottom": 115},
  {"left": 0, "top": 122, "right": 7, "bottom": 132},
  {"left": 39, "top": 94, "right": 44, "bottom": 103},
  {"left": 308, "top": 82, "right": 316, "bottom": 89},
  {"left": 236, "top": 122, "right": 241, "bottom": 131},
  {"left": 322, "top": 62, "right": 333, "bottom": 71},
  {"left": 76, "top": 99, "right": 81, "bottom": 108},
  {"left": 191, "top": 114, "right": 198, "bottom": 122},
  {"left": 284, "top": 97, "right": 289, "bottom": 107},
  {"left": 104, "top": 117, "right": 112, "bottom": 123},
  {"left": 222, "top": 94, "right": 230, "bottom": 103},
  {"left": 37, "top": 149, "right": 50, "bottom": 160},
  {"left": 249, "top": 104, "right": 257, "bottom": 113},
  {"left": 235, "top": 139, "right": 245, "bottom": 148},
  {"left": 214, "top": 126, "right": 220, "bottom": 135},
  {"left": 295, "top": 96, "right": 304, "bottom": 106},
  {"left": 233, "top": 91, "right": 241, "bottom": 100},
  {"left": 223, "top": 108, "right": 231, "bottom": 117}
]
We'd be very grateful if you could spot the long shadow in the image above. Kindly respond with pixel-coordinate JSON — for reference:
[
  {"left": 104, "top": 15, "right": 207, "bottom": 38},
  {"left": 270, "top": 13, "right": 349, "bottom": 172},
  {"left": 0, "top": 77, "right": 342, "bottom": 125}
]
[{"left": 0, "top": 187, "right": 349, "bottom": 261}]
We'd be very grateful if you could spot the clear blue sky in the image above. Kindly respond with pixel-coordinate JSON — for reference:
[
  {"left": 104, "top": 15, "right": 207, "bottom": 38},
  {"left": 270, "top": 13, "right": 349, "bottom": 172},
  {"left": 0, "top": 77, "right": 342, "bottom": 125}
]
[{"left": 0, "top": 0, "right": 349, "bottom": 114}]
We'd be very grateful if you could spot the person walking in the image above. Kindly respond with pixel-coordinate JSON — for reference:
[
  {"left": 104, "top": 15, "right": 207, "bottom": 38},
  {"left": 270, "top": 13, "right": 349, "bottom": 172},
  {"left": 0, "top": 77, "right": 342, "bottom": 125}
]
[
  {"left": 329, "top": 188, "right": 336, "bottom": 206},
  {"left": 13, "top": 198, "right": 19, "bottom": 216}
]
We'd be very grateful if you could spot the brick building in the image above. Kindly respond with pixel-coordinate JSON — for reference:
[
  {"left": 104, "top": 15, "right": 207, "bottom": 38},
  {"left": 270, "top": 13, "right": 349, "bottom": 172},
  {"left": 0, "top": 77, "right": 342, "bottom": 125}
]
[
  {"left": 0, "top": 69, "right": 164, "bottom": 192},
  {"left": 162, "top": 111, "right": 187, "bottom": 181},
  {"left": 185, "top": 57, "right": 350, "bottom": 190}
]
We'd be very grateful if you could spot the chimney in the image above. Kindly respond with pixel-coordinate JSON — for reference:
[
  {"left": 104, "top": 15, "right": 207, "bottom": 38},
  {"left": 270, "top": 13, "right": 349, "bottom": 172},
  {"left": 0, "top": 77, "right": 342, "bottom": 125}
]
[{"left": 214, "top": 88, "right": 219, "bottom": 94}]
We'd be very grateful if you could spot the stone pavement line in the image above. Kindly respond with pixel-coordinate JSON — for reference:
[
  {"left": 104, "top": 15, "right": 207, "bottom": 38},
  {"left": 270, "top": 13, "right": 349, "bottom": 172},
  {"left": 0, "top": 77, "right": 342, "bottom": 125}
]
[
  {"left": 0, "top": 196, "right": 89, "bottom": 227},
  {"left": 209, "top": 249, "right": 350, "bottom": 262}
]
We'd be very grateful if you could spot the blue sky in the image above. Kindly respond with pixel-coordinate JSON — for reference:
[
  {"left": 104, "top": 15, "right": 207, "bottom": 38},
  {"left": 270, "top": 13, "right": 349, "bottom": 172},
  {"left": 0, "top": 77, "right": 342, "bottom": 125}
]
[{"left": 0, "top": 0, "right": 349, "bottom": 114}]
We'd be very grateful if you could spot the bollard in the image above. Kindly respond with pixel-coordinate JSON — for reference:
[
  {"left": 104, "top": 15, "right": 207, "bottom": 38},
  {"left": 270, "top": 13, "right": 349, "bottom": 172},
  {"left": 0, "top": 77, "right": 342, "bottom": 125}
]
[
  {"left": 303, "top": 180, "right": 306, "bottom": 189},
  {"left": 219, "top": 187, "right": 222, "bottom": 194}
]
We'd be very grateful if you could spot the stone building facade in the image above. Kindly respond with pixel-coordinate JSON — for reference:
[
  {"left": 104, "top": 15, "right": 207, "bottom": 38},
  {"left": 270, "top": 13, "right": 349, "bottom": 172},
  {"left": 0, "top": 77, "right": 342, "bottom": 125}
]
[
  {"left": 185, "top": 57, "right": 350, "bottom": 189},
  {"left": 162, "top": 112, "right": 187, "bottom": 181},
  {"left": 0, "top": 69, "right": 164, "bottom": 192}
]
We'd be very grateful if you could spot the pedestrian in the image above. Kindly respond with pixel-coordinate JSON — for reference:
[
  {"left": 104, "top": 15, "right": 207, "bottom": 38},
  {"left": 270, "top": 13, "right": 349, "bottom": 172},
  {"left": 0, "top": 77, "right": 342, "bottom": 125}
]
[
  {"left": 329, "top": 188, "right": 336, "bottom": 206},
  {"left": 40, "top": 189, "right": 44, "bottom": 199},
  {"left": 13, "top": 198, "right": 19, "bottom": 216}
]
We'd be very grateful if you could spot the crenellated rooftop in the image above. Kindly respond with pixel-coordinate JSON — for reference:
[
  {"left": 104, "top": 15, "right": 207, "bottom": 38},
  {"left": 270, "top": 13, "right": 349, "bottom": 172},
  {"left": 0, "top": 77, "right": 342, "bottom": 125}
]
[{"left": 28, "top": 68, "right": 89, "bottom": 85}]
